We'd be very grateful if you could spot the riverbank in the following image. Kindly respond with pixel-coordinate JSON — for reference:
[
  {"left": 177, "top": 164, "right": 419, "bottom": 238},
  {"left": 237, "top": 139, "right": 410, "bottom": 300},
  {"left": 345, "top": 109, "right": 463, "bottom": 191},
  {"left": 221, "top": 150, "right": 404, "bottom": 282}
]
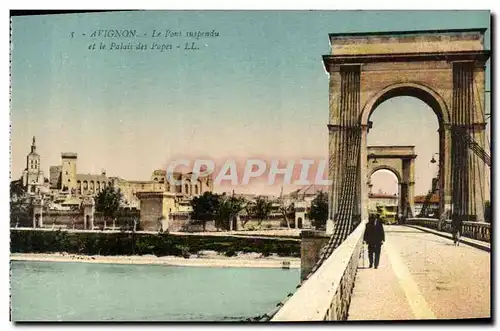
[
  {"left": 10, "top": 252, "right": 300, "bottom": 269},
  {"left": 11, "top": 229, "right": 300, "bottom": 259}
]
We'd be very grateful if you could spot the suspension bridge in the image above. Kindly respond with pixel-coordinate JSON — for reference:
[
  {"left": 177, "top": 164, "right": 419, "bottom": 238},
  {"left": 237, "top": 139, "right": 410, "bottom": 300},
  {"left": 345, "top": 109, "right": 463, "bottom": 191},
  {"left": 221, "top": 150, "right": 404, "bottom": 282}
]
[{"left": 250, "top": 28, "right": 491, "bottom": 322}]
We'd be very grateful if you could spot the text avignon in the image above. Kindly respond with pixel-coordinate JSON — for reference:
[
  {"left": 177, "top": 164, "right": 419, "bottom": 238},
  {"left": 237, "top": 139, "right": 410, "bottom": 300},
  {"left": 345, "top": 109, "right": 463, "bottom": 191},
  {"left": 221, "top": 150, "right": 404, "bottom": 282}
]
[{"left": 90, "top": 30, "right": 139, "bottom": 38}]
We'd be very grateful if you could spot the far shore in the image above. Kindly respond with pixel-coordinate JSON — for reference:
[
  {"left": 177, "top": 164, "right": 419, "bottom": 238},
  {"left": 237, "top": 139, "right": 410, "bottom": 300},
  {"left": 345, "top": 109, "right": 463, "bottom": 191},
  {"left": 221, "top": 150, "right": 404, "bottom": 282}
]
[
  {"left": 10, "top": 252, "right": 300, "bottom": 269},
  {"left": 11, "top": 227, "right": 302, "bottom": 239}
]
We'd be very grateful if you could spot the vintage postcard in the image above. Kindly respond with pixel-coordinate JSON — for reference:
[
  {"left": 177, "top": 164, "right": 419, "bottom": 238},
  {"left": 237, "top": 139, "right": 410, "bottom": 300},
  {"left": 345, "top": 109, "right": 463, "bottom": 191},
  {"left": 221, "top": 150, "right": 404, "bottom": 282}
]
[{"left": 9, "top": 10, "right": 491, "bottom": 322}]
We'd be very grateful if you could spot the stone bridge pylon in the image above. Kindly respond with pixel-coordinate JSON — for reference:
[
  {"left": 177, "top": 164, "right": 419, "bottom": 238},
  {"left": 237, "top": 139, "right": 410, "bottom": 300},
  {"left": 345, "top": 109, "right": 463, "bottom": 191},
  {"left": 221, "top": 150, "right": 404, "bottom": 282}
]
[
  {"left": 366, "top": 145, "right": 416, "bottom": 218},
  {"left": 323, "top": 29, "right": 490, "bottom": 229}
]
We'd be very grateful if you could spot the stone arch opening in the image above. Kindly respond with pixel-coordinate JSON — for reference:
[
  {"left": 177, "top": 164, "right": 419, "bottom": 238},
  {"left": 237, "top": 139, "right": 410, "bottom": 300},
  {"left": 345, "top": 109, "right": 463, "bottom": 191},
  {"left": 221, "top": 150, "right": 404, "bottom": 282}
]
[
  {"left": 368, "top": 168, "right": 400, "bottom": 224},
  {"left": 368, "top": 165, "right": 402, "bottom": 184},
  {"left": 367, "top": 95, "right": 441, "bottom": 201},
  {"left": 360, "top": 82, "right": 449, "bottom": 127},
  {"left": 362, "top": 87, "right": 444, "bottom": 221}
]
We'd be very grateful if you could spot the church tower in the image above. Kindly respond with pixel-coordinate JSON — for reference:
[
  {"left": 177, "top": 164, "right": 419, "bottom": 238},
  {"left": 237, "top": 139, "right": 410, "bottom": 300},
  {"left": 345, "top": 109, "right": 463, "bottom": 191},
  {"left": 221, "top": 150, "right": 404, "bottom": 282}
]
[
  {"left": 26, "top": 136, "right": 40, "bottom": 172},
  {"left": 22, "top": 136, "right": 44, "bottom": 194}
]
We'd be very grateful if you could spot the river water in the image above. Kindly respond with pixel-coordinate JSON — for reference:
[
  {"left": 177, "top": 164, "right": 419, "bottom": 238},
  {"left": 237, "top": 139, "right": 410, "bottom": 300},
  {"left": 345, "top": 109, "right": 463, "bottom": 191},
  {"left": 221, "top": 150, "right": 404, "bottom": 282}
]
[{"left": 10, "top": 260, "right": 299, "bottom": 322}]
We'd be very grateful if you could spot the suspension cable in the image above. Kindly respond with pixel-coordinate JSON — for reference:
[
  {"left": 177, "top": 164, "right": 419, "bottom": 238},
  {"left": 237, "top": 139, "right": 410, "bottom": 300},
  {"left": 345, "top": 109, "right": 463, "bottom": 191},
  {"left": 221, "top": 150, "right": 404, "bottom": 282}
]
[
  {"left": 475, "top": 149, "right": 486, "bottom": 220},
  {"left": 250, "top": 68, "right": 363, "bottom": 322}
]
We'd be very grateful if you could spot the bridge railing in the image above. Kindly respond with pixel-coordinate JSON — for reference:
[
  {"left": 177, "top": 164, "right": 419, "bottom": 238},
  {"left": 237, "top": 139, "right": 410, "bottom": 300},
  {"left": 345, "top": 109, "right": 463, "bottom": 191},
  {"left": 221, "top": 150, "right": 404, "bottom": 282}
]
[
  {"left": 460, "top": 221, "right": 491, "bottom": 242},
  {"left": 271, "top": 222, "right": 365, "bottom": 321},
  {"left": 406, "top": 217, "right": 440, "bottom": 230},
  {"left": 406, "top": 218, "right": 491, "bottom": 242}
]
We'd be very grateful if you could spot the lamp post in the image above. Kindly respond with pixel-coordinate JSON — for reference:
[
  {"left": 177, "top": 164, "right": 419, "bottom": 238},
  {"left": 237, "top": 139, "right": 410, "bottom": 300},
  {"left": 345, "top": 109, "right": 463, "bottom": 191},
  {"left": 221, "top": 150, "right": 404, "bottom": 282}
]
[
  {"left": 428, "top": 153, "right": 440, "bottom": 219},
  {"left": 430, "top": 153, "right": 439, "bottom": 164},
  {"left": 430, "top": 153, "right": 440, "bottom": 193},
  {"left": 368, "top": 180, "right": 373, "bottom": 194}
]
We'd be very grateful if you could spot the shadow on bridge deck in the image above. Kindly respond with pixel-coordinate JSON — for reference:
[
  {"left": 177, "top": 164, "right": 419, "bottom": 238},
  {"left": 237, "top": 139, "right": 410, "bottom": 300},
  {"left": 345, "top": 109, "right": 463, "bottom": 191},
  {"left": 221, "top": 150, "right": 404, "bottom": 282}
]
[{"left": 348, "top": 225, "right": 490, "bottom": 321}]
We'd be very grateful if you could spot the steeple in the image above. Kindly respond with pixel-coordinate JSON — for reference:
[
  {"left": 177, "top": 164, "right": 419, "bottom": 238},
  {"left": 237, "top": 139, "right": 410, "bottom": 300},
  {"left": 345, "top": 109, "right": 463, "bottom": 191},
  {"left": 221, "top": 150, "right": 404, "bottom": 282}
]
[
  {"left": 24, "top": 135, "right": 43, "bottom": 192},
  {"left": 31, "top": 136, "right": 36, "bottom": 154}
]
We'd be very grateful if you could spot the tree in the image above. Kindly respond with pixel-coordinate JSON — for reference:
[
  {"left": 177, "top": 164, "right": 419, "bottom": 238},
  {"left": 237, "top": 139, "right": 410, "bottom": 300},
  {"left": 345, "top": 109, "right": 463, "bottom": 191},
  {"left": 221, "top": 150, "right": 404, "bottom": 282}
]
[
  {"left": 190, "top": 192, "right": 221, "bottom": 231},
  {"left": 250, "top": 196, "right": 272, "bottom": 227},
  {"left": 10, "top": 179, "right": 30, "bottom": 226},
  {"left": 307, "top": 191, "right": 328, "bottom": 230},
  {"left": 215, "top": 195, "right": 247, "bottom": 230},
  {"left": 278, "top": 199, "right": 295, "bottom": 229},
  {"left": 95, "top": 186, "right": 123, "bottom": 229},
  {"left": 10, "top": 179, "right": 25, "bottom": 202}
]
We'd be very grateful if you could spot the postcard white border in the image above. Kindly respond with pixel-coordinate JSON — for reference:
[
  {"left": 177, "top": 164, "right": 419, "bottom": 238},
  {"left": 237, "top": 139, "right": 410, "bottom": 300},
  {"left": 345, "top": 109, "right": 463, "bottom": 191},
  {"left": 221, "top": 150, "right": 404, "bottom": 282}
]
[{"left": 2, "top": 2, "right": 497, "bottom": 331}]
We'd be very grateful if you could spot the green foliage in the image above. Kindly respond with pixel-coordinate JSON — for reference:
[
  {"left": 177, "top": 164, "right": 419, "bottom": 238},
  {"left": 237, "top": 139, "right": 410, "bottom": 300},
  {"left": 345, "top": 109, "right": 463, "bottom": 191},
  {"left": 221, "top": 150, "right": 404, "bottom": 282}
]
[
  {"left": 176, "top": 245, "right": 191, "bottom": 258},
  {"left": 10, "top": 230, "right": 300, "bottom": 258},
  {"left": 10, "top": 179, "right": 31, "bottom": 222},
  {"left": 261, "top": 244, "right": 272, "bottom": 257},
  {"left": 190, "top": 192, "right": 221, "bottom": 229},
  {"left": 95, "top": 186, "right": 123, "bottom": 221},
  {"left": 279, "top": 201, "right": 295, "bottom": 228},
  {"left": 276, "top": 242, "right": 293, "bottom": 257},
  {"left": 307, "top": 191, "right": 328, "bottom": 230},
  {"left": 224, "top": 249, "right": 236, "bottom": 257},
  {"left": 215, "top": 195, "right": 247, "bottom": 230},
  {"left": 250, "top": 196, "right": 273, "bottom": 225},
  {"left": 10, "top": 179, "right": 26, "bottom": 201}
]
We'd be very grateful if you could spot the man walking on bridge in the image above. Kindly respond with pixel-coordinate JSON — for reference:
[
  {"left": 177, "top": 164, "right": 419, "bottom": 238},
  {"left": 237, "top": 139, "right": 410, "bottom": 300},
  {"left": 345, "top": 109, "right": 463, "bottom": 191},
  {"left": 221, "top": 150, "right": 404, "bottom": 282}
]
[
  {"left": 364, "top": 214, "right": 385, "bottom": 269},
  {"left": 451, "top": 216, "right": 463, "bottom": 246}
]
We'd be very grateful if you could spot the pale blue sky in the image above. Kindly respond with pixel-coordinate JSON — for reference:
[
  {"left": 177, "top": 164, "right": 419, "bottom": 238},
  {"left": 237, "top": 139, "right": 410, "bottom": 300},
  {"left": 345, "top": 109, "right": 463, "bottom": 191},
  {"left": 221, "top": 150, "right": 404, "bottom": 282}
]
[
  {"left": 368, "top": 97, "right": 439, "bottom": 195},
  {"left": 11, "top": 10, "right": 491, "bottom": 195}
]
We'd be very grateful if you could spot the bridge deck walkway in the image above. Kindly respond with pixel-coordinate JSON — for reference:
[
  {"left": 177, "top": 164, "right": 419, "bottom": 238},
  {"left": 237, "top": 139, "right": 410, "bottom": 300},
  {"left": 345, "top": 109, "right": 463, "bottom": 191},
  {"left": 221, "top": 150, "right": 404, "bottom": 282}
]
[{"left": 348, "top": 225, "right": 490, "bottom": 321}]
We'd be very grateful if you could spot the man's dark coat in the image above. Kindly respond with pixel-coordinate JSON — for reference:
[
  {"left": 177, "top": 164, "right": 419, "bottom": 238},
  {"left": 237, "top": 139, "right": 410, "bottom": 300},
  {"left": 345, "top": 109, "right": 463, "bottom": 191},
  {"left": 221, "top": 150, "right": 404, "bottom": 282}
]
[{"left": 364, "top": 219, "right": 385, "bottom": 244}]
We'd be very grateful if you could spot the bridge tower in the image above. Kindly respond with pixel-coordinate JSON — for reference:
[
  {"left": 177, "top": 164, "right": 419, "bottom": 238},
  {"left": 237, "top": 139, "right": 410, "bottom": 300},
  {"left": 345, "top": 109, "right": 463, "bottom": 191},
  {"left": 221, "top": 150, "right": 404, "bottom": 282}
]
[
  {"left": 323, "top": 29, "right": 490, "bottom": 227},
  {"left": 366, "top": 146, "right": 417, "bottom": 218}
]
